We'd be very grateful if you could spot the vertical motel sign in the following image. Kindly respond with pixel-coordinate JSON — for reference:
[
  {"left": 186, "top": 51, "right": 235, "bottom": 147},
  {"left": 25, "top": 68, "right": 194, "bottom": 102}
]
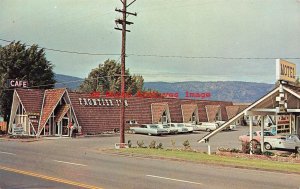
[
  {"left": 275, "top": 59, "right": 296, "bottom": 113},
  {"left": 276, "top": 59, "right": 296, "bottom": 83}
]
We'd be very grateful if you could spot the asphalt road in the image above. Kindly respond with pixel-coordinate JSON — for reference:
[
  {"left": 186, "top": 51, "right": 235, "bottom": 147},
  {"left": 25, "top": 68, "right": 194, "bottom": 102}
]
[{"left": 0, "top": 127, "right": 299, "bottom": 189}]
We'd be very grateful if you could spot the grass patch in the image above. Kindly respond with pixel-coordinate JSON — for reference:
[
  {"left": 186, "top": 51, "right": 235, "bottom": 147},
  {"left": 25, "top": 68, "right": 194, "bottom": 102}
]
[{"left": 120, "top": 148, "right": 300, "bottom": 173}]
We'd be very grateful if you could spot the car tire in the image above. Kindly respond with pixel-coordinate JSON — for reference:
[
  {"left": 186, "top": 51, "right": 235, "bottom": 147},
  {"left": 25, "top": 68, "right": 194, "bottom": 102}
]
[
  {"left": 264, "top": 142, "right": 272, "bottom": 150},
  {"left": 296, "top": 147, "right": 300, "bottom": 154},
  {"left": 148, "top": 133, "right": 152, "bottom": 136},
  {"left": 206, "top": 128, "right": 211, "bottom": 132},
  {"left": 131, "top": 130, "right": 135, "bottom": 134}
]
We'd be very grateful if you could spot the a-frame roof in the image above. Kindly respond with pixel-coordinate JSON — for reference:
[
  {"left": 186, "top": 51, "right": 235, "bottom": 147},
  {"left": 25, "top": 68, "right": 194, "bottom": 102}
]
[
  {"left": 181, "top": 104, "right": 198, "bottom": 123},
  {"left": 205, "top": 105, "right": 221, "bottom": 122},
  {"left": 226, "top": 106, "right": 240, "bottom": 120},
  {"left": 38, "top": 88, "right": 66, "bottom": 133},
  {"left": 16, "top": 89, "right": 44, "bottom": 114},
  {"left": 151, "top": 102, "right": 169, "bottom": 123}
]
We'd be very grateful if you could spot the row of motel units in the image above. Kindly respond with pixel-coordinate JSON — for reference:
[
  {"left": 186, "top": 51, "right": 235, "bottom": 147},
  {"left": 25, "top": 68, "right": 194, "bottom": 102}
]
[
  {"left": 199, "top": 59, "right": 300, "bottom": 154},
  {"left": 7, "top": 88, "right": 245, "bottom": 137}
]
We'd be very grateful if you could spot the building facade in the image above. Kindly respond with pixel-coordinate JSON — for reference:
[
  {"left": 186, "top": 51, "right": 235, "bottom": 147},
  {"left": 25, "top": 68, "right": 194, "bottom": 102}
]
[{"left": 8, "top": 88, "right": 239, "bottom": 137}]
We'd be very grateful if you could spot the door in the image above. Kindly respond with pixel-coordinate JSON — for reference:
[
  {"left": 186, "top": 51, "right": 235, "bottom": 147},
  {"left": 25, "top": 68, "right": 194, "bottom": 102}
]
[{"left": 62, "top": 118, "right": 69, "bottom": 136}]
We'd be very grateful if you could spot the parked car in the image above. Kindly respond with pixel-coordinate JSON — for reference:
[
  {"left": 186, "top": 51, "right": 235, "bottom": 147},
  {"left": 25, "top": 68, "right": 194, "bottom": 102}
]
[
  {"left": 264, "top": 134, "right": 300, "bottom": 153},
  {"left": 168, "top": 123, "right": 190, "bottom": 133},
  {"left": 238, "top": 131, "right": 279, "bottom": 143},
  {"left": 156, "top": 124, "right": 178, "bottom": 134},
  {"left": 130, "top": 124, "right": 168, "bottom": 136},
  {"left": 215, "top": 121, "right": 236, "bottom": 131},
  {"left": 197, "top": 122, "right": 220, "bottom": 132},
  {"left": 184, "top": 123, "right": 202, "bottom": 131}
]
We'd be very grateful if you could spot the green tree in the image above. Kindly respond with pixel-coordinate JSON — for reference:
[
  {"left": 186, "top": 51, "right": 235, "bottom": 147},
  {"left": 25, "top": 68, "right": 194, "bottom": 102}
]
[
  {"left": 79, "top": 59, "right": 144, "bottom": 95},
  {"left": 0, "top": 41, "right": 55, "bottom": 121}
]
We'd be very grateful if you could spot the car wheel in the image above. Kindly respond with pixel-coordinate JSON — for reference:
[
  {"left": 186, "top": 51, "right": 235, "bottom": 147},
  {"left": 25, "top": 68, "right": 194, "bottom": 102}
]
[
  {"left": 296, "top": 147, "right": 300, "bottom": 154},
  {"left": 206, "top": 128, "right": 211, "bottom": 132},
  {"left": 264, "top": 142, "right": 272, "bottom": 150},
  {"left": 131, "top": 130, "right": 135, "bottom": 134},
  {"left": 148, "top": 133, "right": 152, "bottom": 136}
]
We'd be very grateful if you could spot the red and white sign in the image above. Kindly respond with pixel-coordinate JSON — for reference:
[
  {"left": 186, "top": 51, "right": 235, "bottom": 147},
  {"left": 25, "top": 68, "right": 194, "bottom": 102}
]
[{"left": 7, "top": 79, "right": 28, "bottom": 88}]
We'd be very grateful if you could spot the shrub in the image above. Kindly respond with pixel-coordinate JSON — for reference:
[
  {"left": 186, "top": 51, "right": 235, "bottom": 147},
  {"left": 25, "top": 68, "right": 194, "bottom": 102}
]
[
  {"left": 262, "top": 151, "right": 275, "bottom": 156},
  {"left": 183, "top": 140, "right": 191, "bottom": 150},
  {"left": 156, "top": 142, "right": 163, "bottom": 149},
  {"left": 137, "top": 140, "right": 145, "bottom": 148},
  {"left": 128, "top": 140, "right": 132, "bottom": 148},
  {"left": 149, "top": 140, "right": 156, "bottom": 149}
]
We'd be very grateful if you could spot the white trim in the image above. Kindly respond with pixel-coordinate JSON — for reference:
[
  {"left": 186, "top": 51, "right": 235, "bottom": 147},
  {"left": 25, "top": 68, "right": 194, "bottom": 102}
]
[{"left": 65, "top": 90, "right": 80, "bottom": 129}]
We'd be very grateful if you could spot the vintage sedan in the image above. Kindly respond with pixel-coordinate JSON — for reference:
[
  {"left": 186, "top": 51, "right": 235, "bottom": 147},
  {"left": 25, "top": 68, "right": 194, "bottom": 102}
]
[
  {"left": 184, "top": 123, "right": 202, "bottom": 131},
  {"left": 197, "top": 122, "right": 220, "bottom": 132},
  {"left": 168, "top": 123, "right": 190, "bottom": 133},
  {"left": 130, "top": 124, "right": 168, "bottom": 136},
  {"left": 238, "top": 131, "right": 279, "bottom": 143},
  {"left": 264, "top": 134, "right": 300, "bottom": 153},
  {"left": 156, "top": 124, "right": 178, "bottom": 134}
]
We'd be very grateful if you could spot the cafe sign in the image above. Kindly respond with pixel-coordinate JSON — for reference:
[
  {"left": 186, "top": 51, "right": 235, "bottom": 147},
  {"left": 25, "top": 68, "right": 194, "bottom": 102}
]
[{"left": 276, "top": 59, "right": 296, "bottom": 83}]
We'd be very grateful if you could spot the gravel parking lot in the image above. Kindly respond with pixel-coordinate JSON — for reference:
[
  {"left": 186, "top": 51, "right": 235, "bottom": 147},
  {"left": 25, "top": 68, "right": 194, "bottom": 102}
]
[{"left": 39, "top": 125, "right": 255, "bottom": 153}]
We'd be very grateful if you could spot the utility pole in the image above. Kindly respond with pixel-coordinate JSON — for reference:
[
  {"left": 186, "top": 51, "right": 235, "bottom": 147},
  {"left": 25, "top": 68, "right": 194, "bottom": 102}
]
[{"left": 115, "top": 0, "right": 137, "bottom": 143}]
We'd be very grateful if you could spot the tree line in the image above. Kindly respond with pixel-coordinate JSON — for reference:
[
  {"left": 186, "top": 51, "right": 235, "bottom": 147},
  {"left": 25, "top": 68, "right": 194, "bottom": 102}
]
[{"left": 0, "top": 41, "right": 145, "bottom": 123}]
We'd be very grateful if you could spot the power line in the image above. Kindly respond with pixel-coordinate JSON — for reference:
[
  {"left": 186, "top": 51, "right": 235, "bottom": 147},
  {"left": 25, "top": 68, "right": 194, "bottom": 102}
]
[{"left": 1, "top": 38, "right": 300, "bottom": 60}]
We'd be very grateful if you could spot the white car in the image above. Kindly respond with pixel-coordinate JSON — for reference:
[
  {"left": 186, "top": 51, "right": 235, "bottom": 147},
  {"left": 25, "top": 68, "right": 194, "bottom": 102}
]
[
  {"left": 197, "top": 122, "right": 219, "bottom": 132},
  {"left": 168, "top": 123, "right": 191, "bottom": 133},
  {"left": 130, "top": 124, "right": 168, "bottom": 136},
  {"left": 184, "top": 123, "right": 201, "bottom": 131},
  {"left": 264, "top": 134, "right": 300, "bottom": 153},
  {"left": 216, "top": 121, "right": 236, "bottom": 131},
  {"left": 156, "top": 124, "right": 178, "bottom": 134}
]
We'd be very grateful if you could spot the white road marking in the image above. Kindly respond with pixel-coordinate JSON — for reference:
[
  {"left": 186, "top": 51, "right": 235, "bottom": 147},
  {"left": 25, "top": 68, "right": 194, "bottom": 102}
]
[
  {"left": 146, "top": 175, "right": 203, "bottom": 185},
  {"left": 53, "top": 160, "right": 87, "bottom": 167},
  {"left": 0, "top": 151, "right": 17, "bottom": 156}
]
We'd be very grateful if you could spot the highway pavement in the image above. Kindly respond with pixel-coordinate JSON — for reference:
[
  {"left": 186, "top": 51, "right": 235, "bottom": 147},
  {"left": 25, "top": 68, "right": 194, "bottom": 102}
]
[{"left": 0, "top": 127, "right": 299, "bottom": 189}]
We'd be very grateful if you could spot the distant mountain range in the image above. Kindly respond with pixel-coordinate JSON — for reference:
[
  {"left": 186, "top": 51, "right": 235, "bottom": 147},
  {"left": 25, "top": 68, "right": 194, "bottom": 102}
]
[
  {"left": 144, "top": 81, "right": 274, "bottom": 103},
  {"left": 55, "top": 74, "right": 83, "bottom": 90},
  {"left": 55, "top": 74, "right": 274, "bottom": 103}
]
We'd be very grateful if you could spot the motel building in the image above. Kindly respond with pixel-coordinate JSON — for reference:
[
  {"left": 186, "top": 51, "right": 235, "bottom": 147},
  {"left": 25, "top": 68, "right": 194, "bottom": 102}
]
[
  {"left": 199, "top": 59, "right": 300, "bottom": 154},
  {"left": 7, "top": 86, "right": 244, "bottom": 137}
]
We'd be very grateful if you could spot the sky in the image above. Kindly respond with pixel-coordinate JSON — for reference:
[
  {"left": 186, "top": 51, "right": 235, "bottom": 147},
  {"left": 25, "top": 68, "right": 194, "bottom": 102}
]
[{"left": 0, "top": 0, "right": 300, "bottom": 84}]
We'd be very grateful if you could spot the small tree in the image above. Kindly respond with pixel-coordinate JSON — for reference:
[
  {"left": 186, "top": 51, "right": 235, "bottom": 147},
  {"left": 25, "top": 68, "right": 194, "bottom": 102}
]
[{"left": 78, "top": 59, "right": 144, "bottom": 95}]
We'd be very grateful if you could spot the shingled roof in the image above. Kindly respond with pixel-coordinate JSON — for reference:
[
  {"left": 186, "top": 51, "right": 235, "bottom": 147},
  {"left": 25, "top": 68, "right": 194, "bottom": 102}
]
[
  {"left": 151, "top": 102, "right": 169, "bottom": 124},
  {"left": 205, "top": 105, "right": 221, "bottom": 122},
  {"left": 225, "top": 106, "right": 240, "bottom": 120},
  {"left": 16, "top": 89, "right": 44, "bottom": 114},
  {"left": 16, "top": 89, "right": 44, "bottom": 131},
  {"left": 181, "top": 104, "right": 197, "bottom": 123},
  {"left": 54, "top": 104, "right": 70, "bottom": 123},
  {"left": 38, "top": 89, "right": 66, "bottom": 134}
]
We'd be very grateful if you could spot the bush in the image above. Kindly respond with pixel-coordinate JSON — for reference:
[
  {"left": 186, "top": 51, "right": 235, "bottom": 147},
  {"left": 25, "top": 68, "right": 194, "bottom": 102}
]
[
  {"left": 137, "top": 140, "right": 145, "bottom": 148},
  {"left": 149, "top": 140, "right": 156, "bottom": 149},
  {"left": 183, "top": 140, "right": 191, "bottom": 150},
  {"left": 262, "top": 151, "right": 275, "bottom": 156},
  {"left": 156, "top": 142, "right": 163, "bottom": 149},
  {"left": 128, "top": 140, "right": 132, "bottom": 148}
]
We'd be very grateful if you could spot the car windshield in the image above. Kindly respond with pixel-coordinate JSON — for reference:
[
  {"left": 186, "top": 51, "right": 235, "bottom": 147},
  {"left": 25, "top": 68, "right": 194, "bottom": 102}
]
[
  {"left": 150, "top": 125, "right": 158, "bottom": 129},
  {"left": 163, "top": 125, "right": 170, "bottom": 128},
  {"left": 177, "top": 124, "right": 184, "bottom": 127}
]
